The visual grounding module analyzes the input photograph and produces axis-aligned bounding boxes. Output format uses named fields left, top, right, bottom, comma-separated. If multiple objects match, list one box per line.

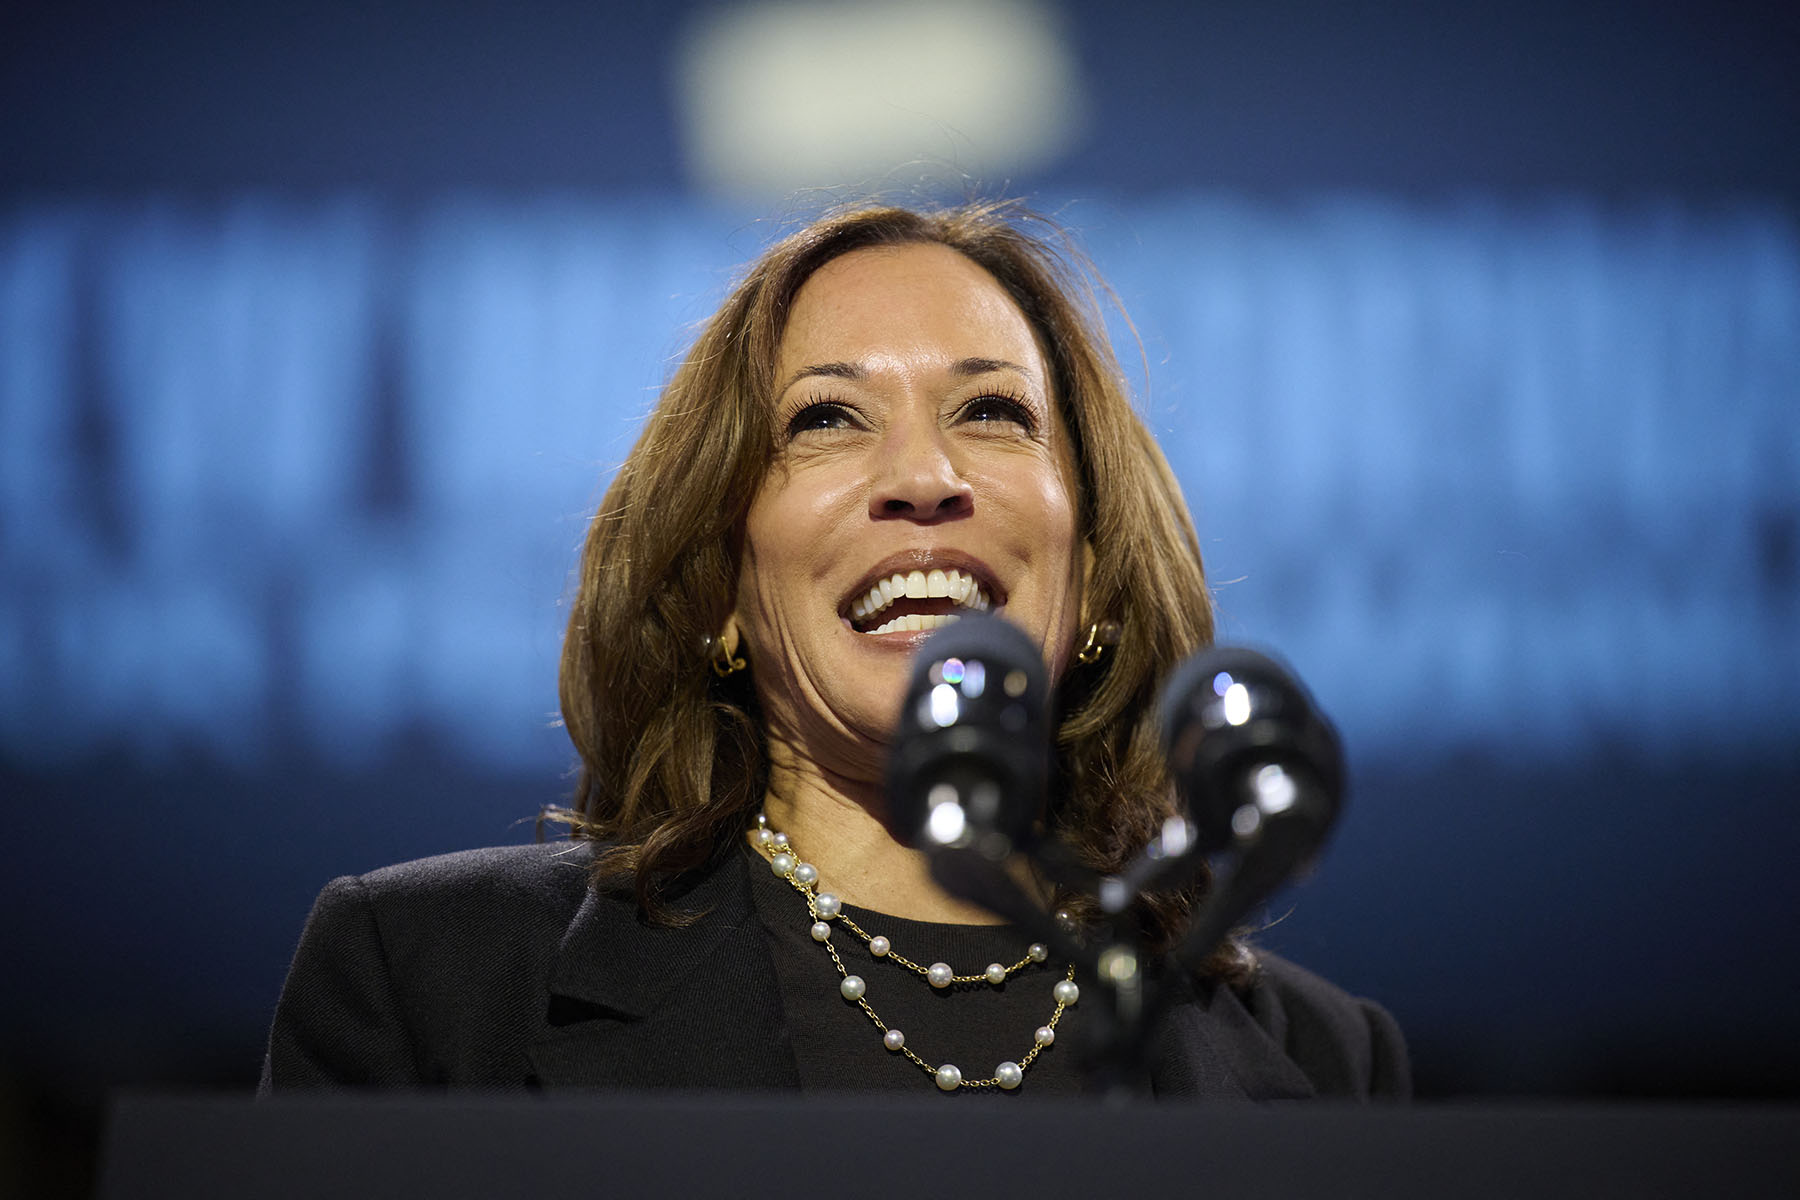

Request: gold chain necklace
left=751, top=813, right=1078, bottom=1092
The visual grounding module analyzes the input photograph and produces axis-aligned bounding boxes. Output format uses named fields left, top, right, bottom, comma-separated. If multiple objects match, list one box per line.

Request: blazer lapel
left=527, top=850, right=801, bottom=1090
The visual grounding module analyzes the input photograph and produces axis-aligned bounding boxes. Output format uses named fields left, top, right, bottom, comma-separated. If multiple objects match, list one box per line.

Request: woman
left=262, top=200, right=1408, bottom=1098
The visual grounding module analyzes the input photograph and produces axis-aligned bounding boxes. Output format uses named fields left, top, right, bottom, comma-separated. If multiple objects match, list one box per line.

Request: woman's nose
left=869, top=419, right=973, bottom=521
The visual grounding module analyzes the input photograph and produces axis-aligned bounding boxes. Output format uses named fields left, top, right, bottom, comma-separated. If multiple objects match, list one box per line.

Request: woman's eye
left=785, top=401, right=858, bottom=438
left=962, top=393, right=1035, bottom=430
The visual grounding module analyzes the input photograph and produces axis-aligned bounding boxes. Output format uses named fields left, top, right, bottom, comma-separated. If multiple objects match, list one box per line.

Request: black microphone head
left=1158, top=646, right=1344, bottom=854
left=885, top=612, right=1050, bottom=859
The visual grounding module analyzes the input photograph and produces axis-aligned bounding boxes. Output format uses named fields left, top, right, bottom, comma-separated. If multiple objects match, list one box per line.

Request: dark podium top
left=102, top=1094, right=1798, bottom=1200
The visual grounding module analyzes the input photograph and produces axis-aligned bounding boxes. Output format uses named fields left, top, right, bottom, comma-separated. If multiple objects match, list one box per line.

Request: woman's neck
left=757, top=750, right=1042, bottom=926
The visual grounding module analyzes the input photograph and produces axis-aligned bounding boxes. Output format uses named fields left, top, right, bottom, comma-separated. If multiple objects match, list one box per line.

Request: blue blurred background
left=3, top=0, right=1798, bottom=1188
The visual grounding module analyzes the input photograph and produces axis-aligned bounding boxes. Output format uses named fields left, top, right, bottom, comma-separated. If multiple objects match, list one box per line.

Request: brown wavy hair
left=557, top=199, right=1248, bottom=979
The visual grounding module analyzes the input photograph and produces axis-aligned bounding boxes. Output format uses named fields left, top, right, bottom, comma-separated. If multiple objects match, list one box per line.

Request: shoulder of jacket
left=1250, top=951, right=1362, bottom=1013
left=1244, top=951, right=1382, bottom=1036
left=332, top=840, right=595, bottom=918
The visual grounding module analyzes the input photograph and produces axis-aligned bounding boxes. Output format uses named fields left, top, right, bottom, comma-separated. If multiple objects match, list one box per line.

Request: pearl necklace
left=751, top=813, right=1079, bottom=1092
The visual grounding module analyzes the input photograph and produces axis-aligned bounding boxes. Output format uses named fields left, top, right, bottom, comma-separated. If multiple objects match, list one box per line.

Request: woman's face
left=735, top=242, right=1084, bottom=784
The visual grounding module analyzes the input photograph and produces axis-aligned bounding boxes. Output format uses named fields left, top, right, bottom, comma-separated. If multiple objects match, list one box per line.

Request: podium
left=101, top=1093, right=1798, bottom=1199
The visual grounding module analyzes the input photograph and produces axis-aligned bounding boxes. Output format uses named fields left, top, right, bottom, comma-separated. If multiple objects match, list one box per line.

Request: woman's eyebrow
left=777, top=361, right=864, bottom=399
left=951, top=357, right=1030, bottom=377
left=776, top=356, right=1031, bottom=400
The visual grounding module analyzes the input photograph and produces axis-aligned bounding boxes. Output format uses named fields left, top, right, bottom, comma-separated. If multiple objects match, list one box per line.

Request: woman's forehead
left=776, top=243, right=1047, bottom=383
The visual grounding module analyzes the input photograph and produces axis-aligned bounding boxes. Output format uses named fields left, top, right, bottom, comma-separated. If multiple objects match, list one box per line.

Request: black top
left=747, top=845, right=1087, bottom=1096
left=261, top=840, right=1410, bottom=1099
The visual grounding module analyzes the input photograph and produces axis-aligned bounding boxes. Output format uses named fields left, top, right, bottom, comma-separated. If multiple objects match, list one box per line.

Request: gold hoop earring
left=706, top=633, right=746, bottom=678
left=1076, top=619, right=1121, bottom=665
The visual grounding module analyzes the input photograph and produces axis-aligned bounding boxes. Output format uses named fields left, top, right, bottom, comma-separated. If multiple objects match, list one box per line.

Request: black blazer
left=261, top=841, right=1409, bottom=1099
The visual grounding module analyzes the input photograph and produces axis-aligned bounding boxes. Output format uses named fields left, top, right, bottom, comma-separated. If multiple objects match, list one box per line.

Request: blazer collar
left=544, top=848, right=757, bottom=1018
left=528, top=846, right=802, bottom=1090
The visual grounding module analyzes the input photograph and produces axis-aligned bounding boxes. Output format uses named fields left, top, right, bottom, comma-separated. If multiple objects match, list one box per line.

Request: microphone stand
left=1099, top=758, right=1340, bottom=1094
left=1034, top=760, right=1346, bottom=1094
left=924, top=761, right=1334, bottom=1100
left=925, top=842, right=1156, bottom=1099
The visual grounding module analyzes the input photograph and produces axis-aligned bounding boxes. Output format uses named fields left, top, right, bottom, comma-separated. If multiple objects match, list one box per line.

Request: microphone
left=886, top=611, right=1051, bottom=862
left=1160, top=646, right=1342, bottom=852
left=1158, top=646, right=1344, bottom=969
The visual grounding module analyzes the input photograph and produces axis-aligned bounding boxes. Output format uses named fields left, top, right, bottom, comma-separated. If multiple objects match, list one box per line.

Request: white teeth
left=850, top=567, right=993, bottom=630
left=869, top=612, right=962, bottom=635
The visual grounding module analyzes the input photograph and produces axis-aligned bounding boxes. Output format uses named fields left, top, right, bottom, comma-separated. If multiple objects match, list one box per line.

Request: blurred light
left=1160, top=815, right=1192, bottom=857
left=941, top=656, right=964, bottom=684
left=1223, top=682, right=1252, bottom=725
left=1231, top=805, right=1261, bottom=838
left=961, top=659, right=986, bottom=697
left=929, top=681, right=960, bottom=727
left=675, top=0, right=1086, bottom=199
left=1253, top=763, right=1298, bottom=814
left=1098, top=944, right=1139, bottom=984
left=926, top=792, right=967, bottom=845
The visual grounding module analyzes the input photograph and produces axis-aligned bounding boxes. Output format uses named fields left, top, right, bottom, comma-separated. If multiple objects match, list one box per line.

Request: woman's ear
left=707, top=611, right=748, bottom=679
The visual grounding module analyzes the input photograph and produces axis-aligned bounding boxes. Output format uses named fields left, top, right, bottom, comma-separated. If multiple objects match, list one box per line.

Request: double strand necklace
left=751, top=813, right=1079, bottom=1093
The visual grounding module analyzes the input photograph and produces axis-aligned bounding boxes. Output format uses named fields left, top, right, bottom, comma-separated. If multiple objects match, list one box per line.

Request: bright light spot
left=676, top=0, right=1088, bottom=199
left=1098, top=944, right=1139, bottom=984
left=927, top=797, right=967, bottom=845
left=1231, top=805, right=1261, bottom=838
left=941, top=657, right=964, bottom=684
left=1254, top=763, right=1298, bottom=814
left=1003, top=669, right=1028, bottom=698
left=961, top=660, right=986, bottom=697
left=1212, top=671, right=1233, bottom=697
left=929, top=682, right=960, bottom=728
left=1223, top=682, right=1251, bottom=725
left=1160, top=815, right=1191, bottom=857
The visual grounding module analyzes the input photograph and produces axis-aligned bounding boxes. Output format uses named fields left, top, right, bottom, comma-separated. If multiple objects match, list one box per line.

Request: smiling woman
left=262, top=200, right=1408, bottom=1099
